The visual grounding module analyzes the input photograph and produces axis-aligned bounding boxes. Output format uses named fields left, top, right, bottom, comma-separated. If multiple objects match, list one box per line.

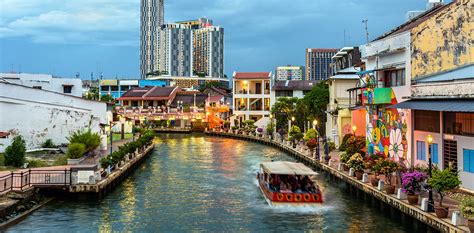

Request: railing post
left=28, top=169, right=31, bottom=186
left=10, top=171, right=13, bottom=191
left=20, top=171, right=23, bottom=191
left=64, top=169, right=67, bottom=186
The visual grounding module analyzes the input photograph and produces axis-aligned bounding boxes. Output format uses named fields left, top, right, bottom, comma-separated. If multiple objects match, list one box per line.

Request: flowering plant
left=306, top=138, right=317, bottom=148
left=257, top=128, right=264, bottom=133
left=347, top=153, right=365, bottom=172
left=460, top=198, right=474, bottom=219
left=373, top=158, right=401, bottom=185
left=401, top=171, right=427, bottom=195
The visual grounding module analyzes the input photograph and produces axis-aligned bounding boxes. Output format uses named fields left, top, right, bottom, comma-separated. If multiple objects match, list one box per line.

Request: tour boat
left=257, top=161, right=323, bottom=206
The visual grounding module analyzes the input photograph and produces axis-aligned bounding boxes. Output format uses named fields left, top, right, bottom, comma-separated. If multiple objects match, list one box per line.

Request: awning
left=261, top=161, right=318, bottom=175
left=389, top=99, right=474, bottom=112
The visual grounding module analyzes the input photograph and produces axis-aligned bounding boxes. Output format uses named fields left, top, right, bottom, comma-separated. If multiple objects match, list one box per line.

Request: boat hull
left=257, top=173, right=323, bottom=206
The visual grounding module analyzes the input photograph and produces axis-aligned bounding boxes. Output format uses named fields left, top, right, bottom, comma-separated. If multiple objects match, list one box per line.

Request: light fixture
left=313, top=119, right=318, bottom=126
left=427, top=134, right=433, bottom=145
left=352, top=125, right=357, bottom=133
left=291, top=116, right=295, bottom=121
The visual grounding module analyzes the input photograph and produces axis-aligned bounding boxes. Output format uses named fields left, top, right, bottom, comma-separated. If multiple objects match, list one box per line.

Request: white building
left=0, top=81, right=107, bottom=152
left=0, top=73, right=82, bottom=97
left=275, top=66, right=304, bottom=81
left=232, top=72, right=272, bottom=128
left=270, top=80, right=318, bottom=106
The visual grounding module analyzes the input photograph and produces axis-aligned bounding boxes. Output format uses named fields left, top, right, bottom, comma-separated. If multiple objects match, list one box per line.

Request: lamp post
left=269, top=114, right=273, bottom=140
left=352, top=125, right=357, bottom=136
left=427, top=134, right=434, bottom=212
left=313, top=119, right=320, bottom=160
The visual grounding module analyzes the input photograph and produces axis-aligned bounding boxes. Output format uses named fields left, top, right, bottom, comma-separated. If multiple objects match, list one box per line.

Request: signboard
left=100, top=80, right=118, bottom=86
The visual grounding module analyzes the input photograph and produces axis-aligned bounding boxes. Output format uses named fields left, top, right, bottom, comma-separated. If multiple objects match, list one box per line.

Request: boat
left=257, top=161, right=323, bottom=206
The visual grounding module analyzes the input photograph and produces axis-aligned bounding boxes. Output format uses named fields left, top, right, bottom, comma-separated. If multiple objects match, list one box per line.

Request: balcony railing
left=115, top=106, right=206, bottom=119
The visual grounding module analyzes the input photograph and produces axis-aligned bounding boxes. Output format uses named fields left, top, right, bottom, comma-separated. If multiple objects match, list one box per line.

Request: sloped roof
left=272, top=80, right=319, bottom=91
left=119, top=86, right=179, bottom=100
left=233, top=72, right=271, bottom=79
left=170, top=92, right=208, bottom=107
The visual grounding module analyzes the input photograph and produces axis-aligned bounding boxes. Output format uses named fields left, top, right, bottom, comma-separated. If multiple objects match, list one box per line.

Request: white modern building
left=140, top=0, right=164, bottom=79
left=0, top=81, right=107, bottom=152
left=0, top=73, right=82, bottom=97
left=275, top=66, right=304, bottom=81
left=232, top=72, right=272, bottom=128
left=270, top=80, right=318, bottom=106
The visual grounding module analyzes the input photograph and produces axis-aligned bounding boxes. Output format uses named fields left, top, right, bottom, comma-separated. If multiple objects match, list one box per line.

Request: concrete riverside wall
left=206, top=131, right=469, bottom=233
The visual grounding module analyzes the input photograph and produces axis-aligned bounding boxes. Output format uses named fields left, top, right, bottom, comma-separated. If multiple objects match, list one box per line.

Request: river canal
left=8, top=134, right=415, bottom=232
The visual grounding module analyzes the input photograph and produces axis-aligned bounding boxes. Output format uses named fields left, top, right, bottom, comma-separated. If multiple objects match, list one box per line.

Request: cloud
left=0, top=0, right=138, bottom=46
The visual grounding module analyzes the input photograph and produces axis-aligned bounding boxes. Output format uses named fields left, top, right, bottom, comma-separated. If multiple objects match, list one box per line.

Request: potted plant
left=401, top=170, right=427, bottom=205
left=278, top=128, right=286, bottom=143
left=460, top=197, right=474, bottom=231
left=376, top=158, right=401, bottom=194
left=339, top=152, right=351, bottom=171
left=231, top=126, right=238, bottom=134
left=428, top=166, right=461, bottom=218
left=266, top=122, right=275, bottom=139
left=289, top=125, right=302, bottom=148
left=366, top=154, right=384, bottom=187
left=306, top=139, right=318, bottom=158
left=347, top=153, right=365, bottom=180
left=256, top=128, right=264, bottom=137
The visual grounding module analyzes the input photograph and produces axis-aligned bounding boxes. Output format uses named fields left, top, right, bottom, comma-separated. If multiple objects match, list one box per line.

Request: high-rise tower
left=140, top=0, right=164, bottom=79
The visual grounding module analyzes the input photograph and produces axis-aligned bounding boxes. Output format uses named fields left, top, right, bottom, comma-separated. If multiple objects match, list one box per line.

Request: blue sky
left=0, top=0, right=434, bottom=79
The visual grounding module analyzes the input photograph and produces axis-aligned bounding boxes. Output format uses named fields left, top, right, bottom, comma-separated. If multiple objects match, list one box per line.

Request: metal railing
left=0, top=169, right=71, bottom=195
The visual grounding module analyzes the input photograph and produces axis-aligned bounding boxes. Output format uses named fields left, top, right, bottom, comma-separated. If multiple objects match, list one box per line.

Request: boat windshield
left=261, top=173, right=320, bottom=194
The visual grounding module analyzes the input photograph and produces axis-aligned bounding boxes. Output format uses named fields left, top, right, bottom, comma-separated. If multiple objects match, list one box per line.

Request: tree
left=302, top=82, right=329, bottom=134
left=270, top=97, right=298, bottom=131
left=84, top=87, right=99, bottom=101
left=100, top=94, right=115, bottom=103
left=199, top=81, right=224, bottom=92
left=5, top=136, right=26, bottom=167
left=67, top=130, right=101, bottom=152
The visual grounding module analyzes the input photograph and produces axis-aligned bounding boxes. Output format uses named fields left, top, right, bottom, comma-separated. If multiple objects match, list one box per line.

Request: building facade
left=140, top=0, right=164, bottom=79
left=270, top=80, right=318, bottom=106
left=157, top=23, right=193, bottom=77
left=232, top=72, right=272, bottom=128
left=306, top=48, right=338, bottom=81
left=192, top=25, right=224, bottom=78
left=0, top=81, right=107, bottom=152
left=0, top=73, right=82, bottom=97
left=275, top=66, right=304, bottom=81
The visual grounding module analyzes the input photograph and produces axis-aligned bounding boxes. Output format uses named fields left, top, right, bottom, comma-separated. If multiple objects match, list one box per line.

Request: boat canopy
left=261, top=161, right=318, bottom=176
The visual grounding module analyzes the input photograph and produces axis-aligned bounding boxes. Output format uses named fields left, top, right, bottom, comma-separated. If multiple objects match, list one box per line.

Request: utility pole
left=362, top=19, right=369, bottom=44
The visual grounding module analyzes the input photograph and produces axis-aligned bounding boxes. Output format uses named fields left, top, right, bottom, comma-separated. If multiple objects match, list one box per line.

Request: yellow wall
left=411, top=0, right=473, bottom=79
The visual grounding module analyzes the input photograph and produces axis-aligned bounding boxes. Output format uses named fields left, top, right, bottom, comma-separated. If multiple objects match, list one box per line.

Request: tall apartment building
left=140, top=0, right=164, bottom=79
left=306, top=48, right=338, bottom=81
left=157, top=23, right=193, bottom=77
left=275, top=66, right=304, bottom=80
left=192, top=25, right=224, bottom=78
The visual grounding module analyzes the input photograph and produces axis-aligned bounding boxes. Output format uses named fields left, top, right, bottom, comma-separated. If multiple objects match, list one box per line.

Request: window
left=463, top=149, right=474, bottom=173
left=444, top=112, right=474, bottom=136
left=101, top=86, right=109, bottom=92
left=63, top=86, right=72, bottom=94
left=121, top=86, right=130, bottom=91
left=431, top=143, right=439, bottom=164
left=384, top=69, right=405, bottom=87
left=417, top=141, right=426, bottom=161
left=414, top=110, right=440, bottom=132
left=123, top=100, right=129, bottom=106
left=110, top=86, right=119, bottom=91
left=276, top=90, right=293, bottom=97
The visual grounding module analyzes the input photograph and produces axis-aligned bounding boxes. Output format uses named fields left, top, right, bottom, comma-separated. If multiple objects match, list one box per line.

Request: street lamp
left=427, top=134, right=434, bottom=212
left=313, top=120, right=318, bottom=129
left=352, top=125, right=357, bottom=136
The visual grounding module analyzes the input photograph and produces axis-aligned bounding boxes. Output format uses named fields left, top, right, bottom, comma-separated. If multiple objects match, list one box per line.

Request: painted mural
left=365, top=89, right=408, bottom=161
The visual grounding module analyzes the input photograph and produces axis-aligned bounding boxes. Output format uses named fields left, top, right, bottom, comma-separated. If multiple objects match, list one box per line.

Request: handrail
left=0, top=169, right=72, bottom=195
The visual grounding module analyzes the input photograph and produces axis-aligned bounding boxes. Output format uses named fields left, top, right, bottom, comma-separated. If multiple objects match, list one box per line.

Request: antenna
left=362, top=20, right=369, bottom=44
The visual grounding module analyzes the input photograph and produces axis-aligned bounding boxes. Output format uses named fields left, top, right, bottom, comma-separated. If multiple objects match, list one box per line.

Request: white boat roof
left=261, top=161, right=318, bottom=175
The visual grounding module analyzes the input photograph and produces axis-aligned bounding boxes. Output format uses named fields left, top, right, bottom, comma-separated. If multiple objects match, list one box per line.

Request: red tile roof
left=118, top=86, right=180, bottom=101
left=233, top=72, right=271, bottom=79
left=0, top=132, right=10, bottom=138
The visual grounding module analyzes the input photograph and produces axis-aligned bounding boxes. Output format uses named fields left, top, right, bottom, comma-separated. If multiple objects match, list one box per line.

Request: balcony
left=115, top=106, right=206, bottom=120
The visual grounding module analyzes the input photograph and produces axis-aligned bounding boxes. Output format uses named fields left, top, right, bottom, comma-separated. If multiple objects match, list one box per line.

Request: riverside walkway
left=206, top=130, right=470, bottom=233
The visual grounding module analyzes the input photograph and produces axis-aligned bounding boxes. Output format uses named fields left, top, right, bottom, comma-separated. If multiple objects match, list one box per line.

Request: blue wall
left=139, top=80, right=167, bottom=87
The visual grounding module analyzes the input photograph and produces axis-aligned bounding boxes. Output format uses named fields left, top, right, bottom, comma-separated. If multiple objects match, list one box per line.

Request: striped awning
left=389, top=99, right=474, bottom=112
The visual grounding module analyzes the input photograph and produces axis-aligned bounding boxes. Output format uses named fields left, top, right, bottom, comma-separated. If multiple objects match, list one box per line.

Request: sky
left=0, top=0, right=435, bottom=79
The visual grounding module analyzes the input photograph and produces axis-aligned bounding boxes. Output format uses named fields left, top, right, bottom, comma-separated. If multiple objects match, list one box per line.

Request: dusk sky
left=0, top=0, right=438, bottom=79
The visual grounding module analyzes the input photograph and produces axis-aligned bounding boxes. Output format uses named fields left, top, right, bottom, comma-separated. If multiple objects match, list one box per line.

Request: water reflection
left=8, top=134, right=411, bottom=232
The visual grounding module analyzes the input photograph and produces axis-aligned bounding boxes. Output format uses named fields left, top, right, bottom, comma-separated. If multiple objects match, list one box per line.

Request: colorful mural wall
left=365, top=89, right=408, bottom=161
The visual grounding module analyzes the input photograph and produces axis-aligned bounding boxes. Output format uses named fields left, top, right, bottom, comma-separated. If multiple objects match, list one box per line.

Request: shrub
left=27, top=159, right=49, bottom=168
left=460, top=197, right=474, bottom=219
left=266, top=122, right=275, bottom=135
left=339, top=151, right=351, bottom=165
left=401, top=171, right=427, bottom=195
left=428, top=166, right=461, bottom=207
left=5, top=136, right=26, bottom=167
left=339, top=133, right=353, bottom=151
left=67, top=130, right=101, bottom=152
left=373, top=158, right=401, bottom=186
left=347, top=153, right=365, bottom=172
left=53, top=155, right=68, bottom=166
left=41, top=139, right=56, bottom=148
left=231, top=126, right=239, bottom=131
left=304, top=128, right=318, bottom=141
left=345, top=136, right=366, bottom=156
left=100, top=157, right=113, bottom=169
left=324, top=140, right=336, bottom=153
left=306, top=138, right=318, bottom=148
left=66, top=143, right=86, bottom=159
left=289, top=125, right=302, bottom=140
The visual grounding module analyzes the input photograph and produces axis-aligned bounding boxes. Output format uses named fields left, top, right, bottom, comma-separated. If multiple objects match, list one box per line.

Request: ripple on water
left=7, top=134, right=411, bottom=232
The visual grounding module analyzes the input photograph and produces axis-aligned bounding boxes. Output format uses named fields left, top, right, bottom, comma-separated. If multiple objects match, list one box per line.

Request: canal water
left=8, top=134, right=414, bottom=232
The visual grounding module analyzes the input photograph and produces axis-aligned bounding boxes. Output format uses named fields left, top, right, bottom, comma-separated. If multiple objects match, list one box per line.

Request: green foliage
left=243, top=120, right=257, bottom=132
left=53, top=155, right=68, bottom=166
left=66, top=143, right=86, bottom=159
left=345, top=136, right=366, bottom=156
left=324, top=140, right=336, bottom=153
left=270, top=97, right=298, bottom=131
left=5, top=136, right=26, bottom=167
left=199, top=81, right=224, bottom=92
left=100, top=94, right=115, bottom=103
left=347, top=153, right=365, bottom=172
left=231, top=126, right=239, bottom=131
left=301, top=82, right=329, bottom=133
left=289, top=126, right=303, bottom=141
left=67, top=130, right=101, bottom=152
left=83, top=87, right=99, bottom=100
left=0, top=153, right=4, bottom=166
left=41, top=139, right=56, bottom=148
left=428, top=166, right=461, bottom=207
left=27, top=159, right=49, bottom=168
left=373, top=158, right=401, bottom=185
left=304, top=128, right=318, bottom=141
left=266, top=122, right=275, bottom=135
left=460, top=197, right=474, bottom=219
left=340, top=151, right=351, bottom=165
left=339, top=133, right=354, bottom=151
